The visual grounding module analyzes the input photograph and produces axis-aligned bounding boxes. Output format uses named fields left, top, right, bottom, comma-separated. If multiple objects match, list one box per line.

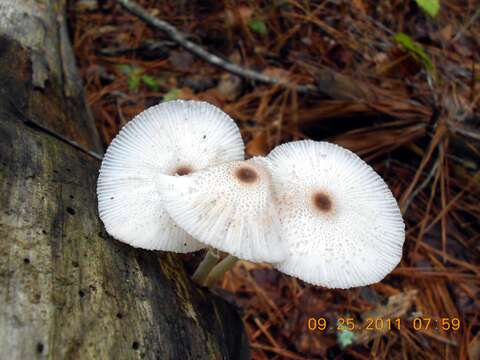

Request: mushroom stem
left=204, top=255, right=238, bottom=287
left=192, top=248, right=221, bottom=285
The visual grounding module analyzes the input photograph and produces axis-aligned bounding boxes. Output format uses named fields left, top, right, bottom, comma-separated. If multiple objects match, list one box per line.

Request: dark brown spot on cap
left=313, top=192, right=332, bottom=212
left=174, top=166, right=192, bottom=176
left=235, top=166, right=258, bottom=183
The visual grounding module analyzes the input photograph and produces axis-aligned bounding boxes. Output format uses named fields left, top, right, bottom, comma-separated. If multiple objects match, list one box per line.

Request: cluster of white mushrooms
left=97, top=100, right=405, bottom=289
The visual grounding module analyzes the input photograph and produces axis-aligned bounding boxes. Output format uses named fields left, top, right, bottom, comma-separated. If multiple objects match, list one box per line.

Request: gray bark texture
left=0, top=1, right=250, bottom=359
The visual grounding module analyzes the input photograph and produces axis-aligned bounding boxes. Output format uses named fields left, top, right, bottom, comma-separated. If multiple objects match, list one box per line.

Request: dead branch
left=115, top=0, right=316, bottom=93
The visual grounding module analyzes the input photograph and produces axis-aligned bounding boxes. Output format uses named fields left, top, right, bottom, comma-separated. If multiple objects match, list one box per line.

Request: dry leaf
left=224, top=5, right=253, bottom=27
left=216, top=73, right=243, bottom=101
left=354, top=290, right=418, bottom=344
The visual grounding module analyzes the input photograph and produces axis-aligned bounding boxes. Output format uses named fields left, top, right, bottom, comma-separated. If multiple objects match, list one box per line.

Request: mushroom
left=266, top=140, right=405, bottom=288
left=157, top=157, right=288, bottom=263
left=97, top=100, right=244, bottom=251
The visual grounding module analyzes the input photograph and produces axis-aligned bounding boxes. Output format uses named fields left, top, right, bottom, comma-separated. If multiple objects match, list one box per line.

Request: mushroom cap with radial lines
left=267, top=140, right=405, bottom=288
left=157, top=157, right=288, bottom=263
left=97, top=100, right=245, bottom=251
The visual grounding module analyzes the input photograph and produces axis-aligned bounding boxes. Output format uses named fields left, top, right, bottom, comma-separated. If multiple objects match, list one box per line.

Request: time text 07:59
left=307, top=317, right=461, bottom=332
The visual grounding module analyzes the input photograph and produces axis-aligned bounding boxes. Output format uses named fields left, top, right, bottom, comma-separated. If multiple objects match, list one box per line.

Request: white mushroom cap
left=97, top=100, right=245, bottom=252
left=267, top=140, right=405, bottom=288
left=157, top=157, right=288, bottom=263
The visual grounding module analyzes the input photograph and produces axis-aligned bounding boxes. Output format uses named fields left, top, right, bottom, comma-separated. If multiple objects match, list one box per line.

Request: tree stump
left=0, top=1, right=249, bottom=359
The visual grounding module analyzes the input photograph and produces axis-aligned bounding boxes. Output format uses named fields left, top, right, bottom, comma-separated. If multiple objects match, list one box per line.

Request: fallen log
left=0, top=1, right=249, bottom=359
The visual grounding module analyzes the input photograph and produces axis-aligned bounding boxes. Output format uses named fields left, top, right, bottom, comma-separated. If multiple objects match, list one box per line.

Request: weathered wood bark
left=0, top=1, right=249, bottom=359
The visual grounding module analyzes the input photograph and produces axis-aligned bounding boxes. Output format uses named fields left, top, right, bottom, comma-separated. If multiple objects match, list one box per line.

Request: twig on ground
left=451, top=7, right=480, bottom=42
left=115, top=0, right=316, bottom=93
left=402, top=159, right=440, bottom=214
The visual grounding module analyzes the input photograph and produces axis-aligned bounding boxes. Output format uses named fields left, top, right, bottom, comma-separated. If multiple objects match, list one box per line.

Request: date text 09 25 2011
left=307, top=317, right=461, bottom=332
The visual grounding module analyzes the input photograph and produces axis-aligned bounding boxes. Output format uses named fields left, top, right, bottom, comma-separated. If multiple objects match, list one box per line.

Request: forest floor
left=70, top=1, right=479, bottom=358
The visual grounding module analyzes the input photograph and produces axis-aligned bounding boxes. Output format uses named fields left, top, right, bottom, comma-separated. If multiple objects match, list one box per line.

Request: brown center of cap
left=312, top=191, right=333, bottom=213
left=234, top=166, right=258, bottom=183
left=174, top=166, right=192, bottom=176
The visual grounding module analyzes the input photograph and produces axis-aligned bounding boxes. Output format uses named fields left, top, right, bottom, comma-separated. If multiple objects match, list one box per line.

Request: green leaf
left=337, top=329, right=355, bottom=349
left=127, top=75, right=141, bottom=92
left=163, top=88, right=181, bottom=102
left=394, top=32, right=435, bottom=74
left=141, top=75, right=160, bottom=92
left=248, top=19, right=267, bottom=35
left=414, top=0, right=440, bottom=17
left=116, top=64, right=133, bottom=75
left=121, top=66, right=143, bottom=92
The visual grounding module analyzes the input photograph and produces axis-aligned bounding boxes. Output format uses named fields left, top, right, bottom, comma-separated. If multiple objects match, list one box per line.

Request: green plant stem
left=192, top=248, right=220, bottom=285
left=204, top=255, right=238, bottom=287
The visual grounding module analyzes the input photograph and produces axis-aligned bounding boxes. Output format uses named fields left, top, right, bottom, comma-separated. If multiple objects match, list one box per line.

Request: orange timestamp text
left=307, top=317, right=461, bottom=332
